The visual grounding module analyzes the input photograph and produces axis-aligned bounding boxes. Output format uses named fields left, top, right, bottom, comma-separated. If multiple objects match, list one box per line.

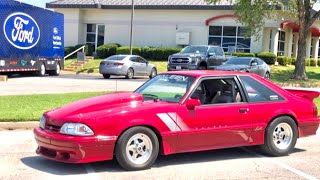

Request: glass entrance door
left=86, top=24, right=105, bottom=52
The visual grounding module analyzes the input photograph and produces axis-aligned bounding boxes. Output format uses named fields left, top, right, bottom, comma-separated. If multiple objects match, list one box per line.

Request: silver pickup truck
left=167, top=45, right=226, bottom=71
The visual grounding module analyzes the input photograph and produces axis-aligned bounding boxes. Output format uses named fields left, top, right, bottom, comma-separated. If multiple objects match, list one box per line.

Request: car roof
left=161, top=70, right=252, bottom=78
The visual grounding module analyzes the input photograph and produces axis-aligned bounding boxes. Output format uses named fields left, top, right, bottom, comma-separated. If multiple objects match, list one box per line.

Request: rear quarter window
left=239, top=76, right=284, bottom=102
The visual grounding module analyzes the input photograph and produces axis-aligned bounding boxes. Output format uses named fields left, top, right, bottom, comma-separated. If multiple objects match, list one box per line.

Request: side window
left=137, top=57, right=147, bottom=63
left=190, top=77, right=244, bottom=105
left=239, top=76, right=284, bottom=102
left=215, top=47, right=224, bottom=56
left=130, top=57, right=137, bottom=62
left=256, top=58, right=263, bottom=65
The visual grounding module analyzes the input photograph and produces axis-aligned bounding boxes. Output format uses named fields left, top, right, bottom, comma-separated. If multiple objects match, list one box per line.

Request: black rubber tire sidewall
left=126, top=68, right=134, bottom=79
left=115, top=126, right=159, bottom=171
left=103, top=74, right=110, bottom=79
left=261, top=116, right=298, bottom=156
left=149, top=68, right=157, bottom=79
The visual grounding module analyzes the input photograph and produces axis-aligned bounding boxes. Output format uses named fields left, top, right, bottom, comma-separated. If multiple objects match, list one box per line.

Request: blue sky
left=16, top=0, right=53, bottom=8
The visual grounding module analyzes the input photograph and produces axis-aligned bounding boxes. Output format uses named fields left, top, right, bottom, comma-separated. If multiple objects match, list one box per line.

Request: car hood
left=45, top=92, right=144, bottom=126
left=215, top=64, right=249, bottom=70
left=171, top=53, right=205, bottom=58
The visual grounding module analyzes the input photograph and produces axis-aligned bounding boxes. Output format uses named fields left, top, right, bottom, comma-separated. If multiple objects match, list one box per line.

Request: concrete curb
left=0, top=121, right=38, bottom=131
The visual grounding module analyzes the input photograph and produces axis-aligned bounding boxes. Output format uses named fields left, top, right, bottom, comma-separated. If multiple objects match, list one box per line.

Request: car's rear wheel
left=260, top=116, right=298, bottom=156
left=149, top=68, right=157, bottom=79
left=115, top=126, right=159, bottom=171
left=126, top=68, right=134, bottom=79
left=103, top=74, right=110, bottom=79
left=264, top=72, right=271, bottom=79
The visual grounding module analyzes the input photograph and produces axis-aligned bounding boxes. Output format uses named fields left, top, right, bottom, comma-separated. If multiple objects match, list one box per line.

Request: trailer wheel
left=36, top=63, right=46, bottom=76
left=49, top=63, right=61, bottom=76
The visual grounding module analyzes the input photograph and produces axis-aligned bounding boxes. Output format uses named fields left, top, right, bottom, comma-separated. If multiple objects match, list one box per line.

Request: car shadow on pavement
left=20, top=147, right=306, bottom=174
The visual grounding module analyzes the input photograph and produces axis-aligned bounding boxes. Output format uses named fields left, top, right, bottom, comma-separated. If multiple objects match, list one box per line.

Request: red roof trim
left=205, top=14, right=239, bottom=26
left=281, top=20, right=320, bottom=37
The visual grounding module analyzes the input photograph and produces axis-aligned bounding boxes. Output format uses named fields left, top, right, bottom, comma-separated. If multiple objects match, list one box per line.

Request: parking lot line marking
left=240, top=148, right=318, bottom=180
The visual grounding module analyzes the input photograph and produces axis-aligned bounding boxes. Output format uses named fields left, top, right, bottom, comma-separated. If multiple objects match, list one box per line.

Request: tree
left=205, top=0, right=320, bottom=80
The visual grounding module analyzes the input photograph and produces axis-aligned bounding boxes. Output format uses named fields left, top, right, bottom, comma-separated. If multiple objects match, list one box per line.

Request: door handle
left=239, top=108, right=249, bottom=113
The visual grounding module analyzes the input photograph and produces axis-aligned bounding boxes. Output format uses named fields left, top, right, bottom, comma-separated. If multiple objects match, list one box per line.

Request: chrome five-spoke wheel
left=272, top=123, right=293, bottom=150
left=126, top=133, right=153, bottom=165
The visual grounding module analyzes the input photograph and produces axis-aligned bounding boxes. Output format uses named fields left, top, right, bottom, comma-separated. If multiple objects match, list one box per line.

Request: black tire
left=264, top=72, right=270, bottom=79
left=36, top=63, right=46, bottom=76
left=103, top=74, right=110, bottom=79
left=48, top=63, right=61, bottom=76
left=149, top=68, right=157, bottom=79
left=260, top=116, right=298, bottom=156
left=115, top=126, right=159, bottom=171
left=198, top=64, right=207, bottom=70
left=126, top=68, right=134, bottom=79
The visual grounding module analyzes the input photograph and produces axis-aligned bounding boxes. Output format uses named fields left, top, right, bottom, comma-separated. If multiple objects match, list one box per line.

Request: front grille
left=170, top=57, right=190, bottom=64
left=45, top=123, right=61, bottom=132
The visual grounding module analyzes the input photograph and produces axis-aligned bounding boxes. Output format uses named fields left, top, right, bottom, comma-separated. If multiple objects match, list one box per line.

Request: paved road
left=0, top=129, right=319, bottom=180
left=0, top=73, right=147, bottom=96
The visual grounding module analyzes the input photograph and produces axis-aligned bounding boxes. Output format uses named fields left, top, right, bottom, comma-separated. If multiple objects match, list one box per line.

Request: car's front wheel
left=149, top=68, right=157, bottom=79
left=264, top=72, right=271, bottom=79
left=126, top=68, right=134, bottom=79
left=260, top=116, right=298, bottom=156
left=115, top=126, right=159, bottom=171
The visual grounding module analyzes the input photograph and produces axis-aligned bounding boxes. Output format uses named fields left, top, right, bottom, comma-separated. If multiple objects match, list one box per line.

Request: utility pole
left=129, top=0, right=134, bottom=55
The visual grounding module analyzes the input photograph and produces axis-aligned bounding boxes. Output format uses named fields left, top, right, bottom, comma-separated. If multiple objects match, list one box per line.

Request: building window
left=291, top=34, right=295, bottom=57
left=86, top=24, right=105, bottom=52
left=277, top=31, right=285, bottom=56
left=208, top=26, right=251, bottom=53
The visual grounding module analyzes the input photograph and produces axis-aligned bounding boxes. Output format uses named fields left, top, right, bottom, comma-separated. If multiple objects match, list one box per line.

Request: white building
left=47, top=0, right=320, bottom=59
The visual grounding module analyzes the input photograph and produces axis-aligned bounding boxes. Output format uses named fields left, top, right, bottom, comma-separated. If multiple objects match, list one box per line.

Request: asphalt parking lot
left=0, top=129, right=319, bottom=180
left=0, top=73, right=147, bottom=96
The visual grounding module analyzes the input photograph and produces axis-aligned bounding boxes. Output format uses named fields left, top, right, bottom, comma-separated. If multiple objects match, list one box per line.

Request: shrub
left=309, top=58, right=317, bottom=66
left=291, top=58, right=296, bottom=65
left=143, top=47, right=182, bottom=60
left=232, top=52, right=255, bottom=57
left=318, top=59, right=320, bottom=66
left=257, top=52, right=277, bottom=65
left=96, top=44, right=120, bottom=59
left=277, top=56, right=290, bottom=66
left=305, top=58, right=311, bottom=66
left=64, top=46, right=76, bottom=59
left=74, top=44, right=90, bottom=56
left=116, top=46, right=142, bottom=55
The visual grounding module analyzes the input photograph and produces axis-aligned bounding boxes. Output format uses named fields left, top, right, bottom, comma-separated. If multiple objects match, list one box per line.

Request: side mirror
left=251, top=62, right=258, bottom=66
left=185, top=98, right=201, bottom=110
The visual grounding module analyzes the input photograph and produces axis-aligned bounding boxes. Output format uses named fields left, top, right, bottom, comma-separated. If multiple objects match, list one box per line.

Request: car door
left=207, top=47, right=217, bottom=68
left=175, top=77, right=253, bottom=152
left=256, top=58, right=266, bottom=76
left=129, top=56, right=140, bottom=74
left=137, top=57, right=149, bottom=75
left=249, top=59, right=259, bottom=75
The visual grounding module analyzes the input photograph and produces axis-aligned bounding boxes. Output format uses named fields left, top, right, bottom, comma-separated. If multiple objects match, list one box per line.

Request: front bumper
left=34, top=127, right=117, bottom=163
left=167, top=64, right=198, bottom=71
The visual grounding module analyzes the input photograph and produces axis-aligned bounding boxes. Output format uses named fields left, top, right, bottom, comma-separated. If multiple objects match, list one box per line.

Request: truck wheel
left=36, top=63, right=46, bottom=76
left=260, top=116, right=298, bottom=156
left=103, top=74, right=110, bottom=79
left=115, top=126, right=159, bottom=171
left=49, top=63, right=60, bottom=76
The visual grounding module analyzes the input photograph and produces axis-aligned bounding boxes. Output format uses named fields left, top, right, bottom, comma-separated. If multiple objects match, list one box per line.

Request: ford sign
left=3, top=12, right=40, bottom=50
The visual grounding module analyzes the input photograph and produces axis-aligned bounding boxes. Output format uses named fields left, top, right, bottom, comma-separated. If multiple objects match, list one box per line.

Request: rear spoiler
left=284, top=88, right=320, bottom=101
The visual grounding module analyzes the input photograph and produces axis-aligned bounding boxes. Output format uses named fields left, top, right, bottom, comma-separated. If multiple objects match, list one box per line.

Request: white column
left=312, top=37, right=319, bottom=60
left=292, top=32, right=299, bottom=58
left=285, top=28, right=293, bottom=57
left=270, top=28, right=279, bottom=55
left=306, top=32, right=312, bottom=58
left=262, top=28, right=271, bottom=52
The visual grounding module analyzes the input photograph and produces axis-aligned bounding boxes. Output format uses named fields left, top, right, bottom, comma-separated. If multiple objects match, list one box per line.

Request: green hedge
left=116, top=46, right=142, bottom=55
left=257, top=52, right=277, bottom=65
left=143, top=47, right=182, bottom=60
left=232, top=52, right=255, bottom=57
left=291, top=58, right=296, bottom=65
left=318, top=59, right=320, bottom=66
left=305, top=59, right=311, bottom=66
left=96, top=44, right=120, bottom=59
left=74, top=44, right=92, bottom=56
left=64, top=46, right=76, bottom=59
left=310, top=58, right=317, bottom=66
left=277, top=56, right=290, bottom=66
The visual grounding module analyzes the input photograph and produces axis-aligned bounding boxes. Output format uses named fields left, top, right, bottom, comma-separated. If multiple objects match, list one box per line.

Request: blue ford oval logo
left=3, top=12, right=40, bottom=50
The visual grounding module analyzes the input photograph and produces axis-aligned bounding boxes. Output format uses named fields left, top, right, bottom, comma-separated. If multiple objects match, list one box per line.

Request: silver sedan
left=99, top=55, right=157, bottom=79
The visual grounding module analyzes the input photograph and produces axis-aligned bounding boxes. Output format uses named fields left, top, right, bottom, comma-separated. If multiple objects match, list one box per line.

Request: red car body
left=34, top=71, right=320, bottom=164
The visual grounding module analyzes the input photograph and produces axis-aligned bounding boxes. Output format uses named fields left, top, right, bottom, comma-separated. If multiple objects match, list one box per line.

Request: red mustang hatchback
left=34, top=71, right=320, bottom=170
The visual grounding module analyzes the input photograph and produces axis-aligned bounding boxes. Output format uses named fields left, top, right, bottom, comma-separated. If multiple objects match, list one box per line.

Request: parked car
left=99, top=55, right=157, bottom=79
left=167, top=45, right=226, bottom=71
left=215, top=57, right=271, bottom=79
left=34, top=71, right=319, bottom=171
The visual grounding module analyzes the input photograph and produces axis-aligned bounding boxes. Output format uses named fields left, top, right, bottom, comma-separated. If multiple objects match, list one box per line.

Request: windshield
left=135, top=74, right=196, bottom=103
left=106, top=55, right=127, bottom=61
left=180, top=46, right=208, bottom=55
left=225, top=58, right=251, bottom=65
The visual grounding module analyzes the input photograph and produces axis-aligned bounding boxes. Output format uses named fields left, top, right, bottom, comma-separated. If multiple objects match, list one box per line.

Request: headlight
left=60, top=123, right=94, bottom=136
left=39, top=116, right=46, bottom=129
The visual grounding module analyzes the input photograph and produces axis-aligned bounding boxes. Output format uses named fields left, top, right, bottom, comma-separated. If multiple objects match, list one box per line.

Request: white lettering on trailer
left=12, top=17, right=34, bottom=43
